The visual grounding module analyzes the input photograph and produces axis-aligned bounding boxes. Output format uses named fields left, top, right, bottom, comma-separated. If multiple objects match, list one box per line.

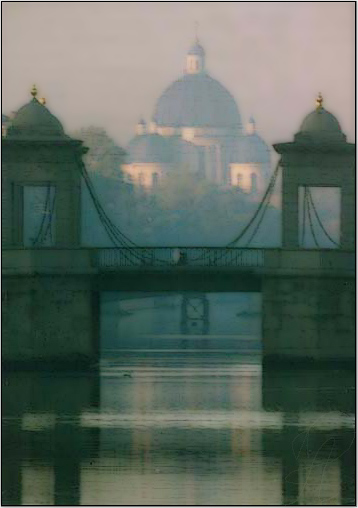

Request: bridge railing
left=97, top=247, right=265, bottom=270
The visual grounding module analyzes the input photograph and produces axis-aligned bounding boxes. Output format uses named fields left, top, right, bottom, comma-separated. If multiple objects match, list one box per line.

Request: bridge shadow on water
left=2, top=291, right=355, bottom=505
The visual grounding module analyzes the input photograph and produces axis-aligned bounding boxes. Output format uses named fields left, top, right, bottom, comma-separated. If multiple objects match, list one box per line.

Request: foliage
left=76, top=126, right=282, bottom=247
left=72, top=126, right=126, bottom=180
left=153, top=168, right=216, bottom=211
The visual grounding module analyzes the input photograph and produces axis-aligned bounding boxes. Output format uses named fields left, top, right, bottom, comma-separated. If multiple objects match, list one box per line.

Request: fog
left=3, top=2, right=352, bottom=248
left=3, top=2, right=355, bottom=145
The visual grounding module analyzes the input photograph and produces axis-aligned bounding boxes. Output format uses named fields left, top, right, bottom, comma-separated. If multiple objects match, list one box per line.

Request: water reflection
left=101, top=292, right=262, bottom=351
left=2, top=355, right=355, bottom=505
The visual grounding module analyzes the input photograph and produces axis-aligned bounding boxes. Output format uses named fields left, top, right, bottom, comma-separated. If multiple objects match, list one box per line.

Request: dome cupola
left=6, top=85, right=67, bottom=140
left=126, top=133, right=173, bottom=164
left=186, top=38, right=205, bottom=74
left=153, top=37, right=241, bottom=130
left=294, top=93, right=346, bottom=143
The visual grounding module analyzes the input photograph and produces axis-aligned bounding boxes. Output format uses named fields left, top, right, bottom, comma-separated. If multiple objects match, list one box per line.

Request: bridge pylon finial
left=31, top=84, right=38, bottom=99
left=316, top=92, right=323, bottom=110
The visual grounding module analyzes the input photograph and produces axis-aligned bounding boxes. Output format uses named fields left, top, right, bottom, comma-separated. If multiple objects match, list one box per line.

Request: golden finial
left=30, top=84, right=38, bottom=98
left=316, top=92, right=323, bottom=110
left=39, top=97, right=46, bottom=105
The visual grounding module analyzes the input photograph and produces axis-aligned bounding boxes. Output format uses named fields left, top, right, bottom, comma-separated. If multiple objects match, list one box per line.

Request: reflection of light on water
left=299, top=459, right=341, bottom=505
left=299, top=411, right=355, bottom=430
left=22, top=413, right=56, bottom=431
left=21, top=462, right=55, bottom=505
left=103, top=292, right=262, bottom=346
left=172, top=248, right=180, bottom=264
left=80, top=410, right=354, bottom=430
left=2, top=359, right=353, bottom=507
left=131, top=334, right=261, bottom=339
left=80, top=456, right=282, bottom=506
left=100, top=364, right=262, bottom=377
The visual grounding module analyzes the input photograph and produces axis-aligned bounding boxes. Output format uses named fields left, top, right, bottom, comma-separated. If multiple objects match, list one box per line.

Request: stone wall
left=2, top=275, right=99, bottom=367
left=262, top=275, right=355, bottom=361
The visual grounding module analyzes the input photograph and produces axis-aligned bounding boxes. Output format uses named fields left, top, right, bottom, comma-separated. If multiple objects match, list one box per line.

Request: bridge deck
left=2, top=247, right=355, bottom=279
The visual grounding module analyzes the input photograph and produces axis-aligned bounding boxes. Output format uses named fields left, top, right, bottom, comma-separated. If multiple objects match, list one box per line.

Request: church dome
left=231, top=117, right=270, bottom=165
left=126, top=133, right=174, bottom=164
left=153, top=73, right=241, bottom=129
left=7, top=96, right=66, bottom=140
left=153, top=40, right=241, bottom=129
left=241, top=117, right=270, bottom=163
left=240, top=133, right=271, bottom=164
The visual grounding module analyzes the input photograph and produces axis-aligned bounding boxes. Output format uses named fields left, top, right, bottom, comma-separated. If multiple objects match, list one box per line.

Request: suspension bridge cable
left=300, top=187, right=307, bottom=246
left=32, top=184, right=51, bottom=246
left=81, top=168, right=140, bottom=264
left=227, top=161, right=281, bottom=247
left=79, top=162, right=138, bottom=264
left=244, top=175, right=276, bottom=246
left=79, top=160, right=171, bottom=265
left=80, top=162, right=137, bottom=249
left=189, top=161, right=281, bottom=265
left=77, top=155, right=282, bottom=267
left=306, top=187, right=319, bottom=247
left=189, top=163, right=280, bottom=265
left=80, top=164, right=137, bottom=247
left=81, top=163, right=146, bottom=251
left=42, top=187, right=56, bottom=244
left=307, top=188, right=339, bottom=247
left=82, top=166, right=173, bottom=265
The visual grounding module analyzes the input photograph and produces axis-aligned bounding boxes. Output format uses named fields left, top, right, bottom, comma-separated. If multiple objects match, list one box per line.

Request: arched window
left=236, top=174, right=243, bottom=188
left=251, top=173, right=258, bottom=194
left=152, top=173, right=159, bottom=187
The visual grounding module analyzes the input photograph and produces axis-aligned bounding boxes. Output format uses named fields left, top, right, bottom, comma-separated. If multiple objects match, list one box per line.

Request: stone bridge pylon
left=2, top=86, right=99, bottom=367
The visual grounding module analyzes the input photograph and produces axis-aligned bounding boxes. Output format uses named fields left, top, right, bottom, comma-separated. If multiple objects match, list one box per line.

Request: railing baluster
left=97, top=247, right=266, bottom=270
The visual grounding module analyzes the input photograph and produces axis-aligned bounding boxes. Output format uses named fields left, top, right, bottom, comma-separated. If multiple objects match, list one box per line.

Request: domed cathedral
left=230, top=117, right=271, bottom=195
left=122, top=38, right=271, bottom=195
left=122, top=117, right=201, bottom=189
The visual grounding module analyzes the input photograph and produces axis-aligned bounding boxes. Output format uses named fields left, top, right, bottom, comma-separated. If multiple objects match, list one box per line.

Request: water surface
left=2, top=351, right=355, bottom=505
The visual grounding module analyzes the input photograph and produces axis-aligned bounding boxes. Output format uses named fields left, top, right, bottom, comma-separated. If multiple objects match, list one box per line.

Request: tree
left=153, top=167, right=217, bottom=211
left=72, top=126, right=126, bottom=180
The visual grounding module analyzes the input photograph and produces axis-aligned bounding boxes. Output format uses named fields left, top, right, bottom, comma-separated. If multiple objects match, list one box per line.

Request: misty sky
left=3, top=2, right=355, bottom=147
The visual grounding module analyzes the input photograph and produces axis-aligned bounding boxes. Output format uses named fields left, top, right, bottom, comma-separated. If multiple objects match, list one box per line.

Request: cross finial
left=31, top=84, right=38, bottom=98
left=316, top=92, right=323, bottom=110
